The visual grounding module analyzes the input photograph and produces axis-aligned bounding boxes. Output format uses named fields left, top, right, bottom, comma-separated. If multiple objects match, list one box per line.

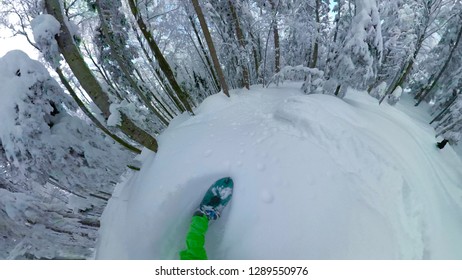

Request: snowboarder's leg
left=437, top=139, right=449, bottom=149
left=179, top=215, right=209, bottom=260
left=179, top=177, right=234, bottom=260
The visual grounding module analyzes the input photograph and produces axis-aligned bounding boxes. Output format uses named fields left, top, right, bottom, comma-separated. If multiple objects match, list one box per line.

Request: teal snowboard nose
left=197, top=177, right=234, bottom=220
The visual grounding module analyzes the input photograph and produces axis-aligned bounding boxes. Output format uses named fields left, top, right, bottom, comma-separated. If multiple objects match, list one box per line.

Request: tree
left=95, top=0, right=171, bottom=124
left=415, top=21, right=462, bottom=106
left=191, top=0, right=230, bottom=97
left=126, top=0, right=195, bottom=114
left=379, top=0, right=449, bottom=104
left=281, top=0, right=330, bottom=70
left=44, top=0, right=158, bottom=152
left=185, top=5, right=221, bottom=92
left=327, top=0, right=383, bottom=97
left=268, top=0, right=281, bottom=73
left=202, top=0, right=253, bottom=89
left=310, top=0, right=321, bottom=68
left=228, top=0, right=250, bottom=89
left=370, top=0, right=420, bottom=98
left=413, top=1, right=462, bottom=105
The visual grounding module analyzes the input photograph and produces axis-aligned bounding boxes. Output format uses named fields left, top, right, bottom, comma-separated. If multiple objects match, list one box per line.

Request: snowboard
left=196, top=177, right=234, bottom=220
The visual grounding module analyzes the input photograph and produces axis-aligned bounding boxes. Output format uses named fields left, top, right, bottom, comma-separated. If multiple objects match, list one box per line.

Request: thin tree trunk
left=191, top=0, right=230, bottom=97
left=325, top=1, right=342, bottom=79
left=132, top=25, right=186, bottom=113
left=188, top=32, right=220, bottom=93
left=248, top=30, right=260, bottom=82
left=188, top=15, right=221, bottom=92
left=415, top=23, right=462, bottom=106
left=127, top=0, right=194, bottom=114
left=310, top=0, right=320, bottom=68
left=45, top=0, right=158, bottom=152
left=268, top=0, right=280, bottom=73
left=262, top=26, right=271, bottom=86
left=228, top=0, right=250, bottom=89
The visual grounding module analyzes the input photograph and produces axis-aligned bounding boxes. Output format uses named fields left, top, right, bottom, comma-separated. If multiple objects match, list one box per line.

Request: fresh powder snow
left=96, top=82, right=462, bottom=259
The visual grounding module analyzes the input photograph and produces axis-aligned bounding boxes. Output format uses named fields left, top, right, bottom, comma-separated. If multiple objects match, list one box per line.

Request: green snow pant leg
left=179, top=215, right=209, bottom=260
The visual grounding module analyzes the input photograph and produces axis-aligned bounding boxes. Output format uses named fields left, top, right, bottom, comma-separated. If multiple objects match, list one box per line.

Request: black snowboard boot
left=437, top=139, right=449, bottom=149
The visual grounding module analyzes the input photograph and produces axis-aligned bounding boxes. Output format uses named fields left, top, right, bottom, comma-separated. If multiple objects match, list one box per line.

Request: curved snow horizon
left=96, top=83, right=462, bottom=259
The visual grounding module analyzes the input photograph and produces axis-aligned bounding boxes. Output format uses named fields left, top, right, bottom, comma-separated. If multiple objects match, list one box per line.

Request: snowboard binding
left=194, top=177, right=234, bottom=220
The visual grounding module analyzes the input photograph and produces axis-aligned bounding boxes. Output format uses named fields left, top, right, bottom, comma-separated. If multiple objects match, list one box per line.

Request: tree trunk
left=309, top=0, right=321, bottom=69
left=188, top=15, right=221, bottom=92
left=127, top=0, right=194, bottom=114
left=188, top=33, right=220, bottom=93
left=325, top=0, right=342, bottom=79
left=132, top=25, right=186, bottom=113
left=248, top=30, right=260, bottom=82
left=228, top=0, right=250, bottom=89
left=191, top=0, right=230, bottom=97
left=415, top=23, right=462, bottom=106
left=268, top=0, right=280, bottom=73
left=56, top=68, right=141, bottom=154
left=45, top=0, right=158, bottom=152
left=96, top=1, right=170, bottom=126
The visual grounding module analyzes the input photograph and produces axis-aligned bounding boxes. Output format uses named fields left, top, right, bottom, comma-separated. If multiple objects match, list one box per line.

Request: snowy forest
left=1, top=0, right=462, bottom=260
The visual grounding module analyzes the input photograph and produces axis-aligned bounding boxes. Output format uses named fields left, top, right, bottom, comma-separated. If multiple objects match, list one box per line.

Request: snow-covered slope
left=96, top=83, right=462, bottom=259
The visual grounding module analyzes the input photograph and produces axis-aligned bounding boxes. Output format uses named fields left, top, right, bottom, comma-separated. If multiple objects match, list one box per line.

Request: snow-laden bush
left=267, top=65, right=324, bottom=94
left=31, top=14, right=62, bottom=68
left=0, top=50, right=131, bottom=190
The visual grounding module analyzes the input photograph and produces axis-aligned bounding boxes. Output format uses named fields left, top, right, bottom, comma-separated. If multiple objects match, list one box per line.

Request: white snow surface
left=96, top=83, right=462, bottom=259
